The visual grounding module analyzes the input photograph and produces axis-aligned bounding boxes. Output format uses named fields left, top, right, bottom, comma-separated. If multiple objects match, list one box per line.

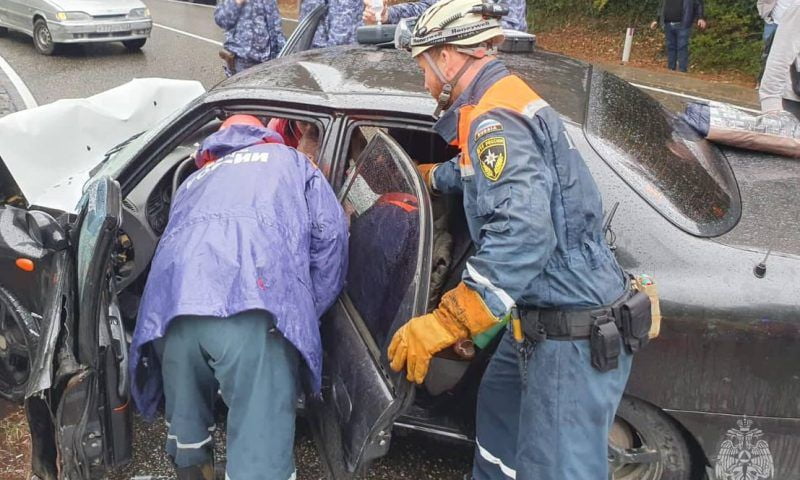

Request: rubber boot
left=175, top=462, right=215, bottom=480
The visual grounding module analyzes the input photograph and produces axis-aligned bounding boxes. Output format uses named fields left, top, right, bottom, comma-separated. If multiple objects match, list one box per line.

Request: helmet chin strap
left=423, top=51, right=476, bottom=118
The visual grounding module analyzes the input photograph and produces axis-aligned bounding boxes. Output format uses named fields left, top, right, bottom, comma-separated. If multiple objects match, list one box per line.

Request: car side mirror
left=26, top=210, right=68, bottom=251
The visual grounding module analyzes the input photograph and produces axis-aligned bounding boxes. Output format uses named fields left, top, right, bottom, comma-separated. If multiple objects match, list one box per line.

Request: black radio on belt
left=590, top=313, right=620, bottom=373
left=518, top=287, right=653, bottom=373
left=612, top=290, right=652, bottom=353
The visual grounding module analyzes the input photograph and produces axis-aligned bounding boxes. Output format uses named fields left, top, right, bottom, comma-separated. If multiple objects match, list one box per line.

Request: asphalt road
left=0, top=0, right=298, bottom=106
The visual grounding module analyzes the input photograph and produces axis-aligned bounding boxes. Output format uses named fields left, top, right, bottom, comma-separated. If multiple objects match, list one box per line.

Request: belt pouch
left=620, top=291, right=652, bottom=353
left=590, top=318, right=620, bottom=372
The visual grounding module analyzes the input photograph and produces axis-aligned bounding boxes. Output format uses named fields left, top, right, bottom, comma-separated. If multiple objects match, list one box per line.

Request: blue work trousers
left=159, top=310, right=300, bottom=480
left=471, top=330, right=632, bottom=480
left=664, top=23, right=691, bottom=72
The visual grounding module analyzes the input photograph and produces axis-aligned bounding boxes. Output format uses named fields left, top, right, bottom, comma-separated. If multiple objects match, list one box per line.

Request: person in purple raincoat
left=128, top=115, right=348, bottom=480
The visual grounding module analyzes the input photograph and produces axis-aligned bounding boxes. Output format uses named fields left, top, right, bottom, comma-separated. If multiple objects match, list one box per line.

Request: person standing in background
left=362, top=0, right=528, bottom=32
left=299, top=0, right=364, bottom=47
left=650, top=0, right=707, bottom=72
left=760, top=2, right=800, bottom=119
left=215, top=0, right=286, bottom=76
left=757, top=0, right=797, bottom=86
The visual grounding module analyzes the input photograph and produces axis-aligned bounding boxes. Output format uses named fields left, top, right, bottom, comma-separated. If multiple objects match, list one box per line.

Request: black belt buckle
left=590, top=313, right=620, bottom=372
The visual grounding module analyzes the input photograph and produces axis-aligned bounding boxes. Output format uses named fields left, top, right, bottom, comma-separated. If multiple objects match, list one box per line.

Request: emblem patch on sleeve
left=476, top=136, right=507, bottom=181
left=474, top=119, right=504, bottom=141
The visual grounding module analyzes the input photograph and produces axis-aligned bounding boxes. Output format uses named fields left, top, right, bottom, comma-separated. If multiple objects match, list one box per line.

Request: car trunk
left=715, top=148, right=800, bottom=258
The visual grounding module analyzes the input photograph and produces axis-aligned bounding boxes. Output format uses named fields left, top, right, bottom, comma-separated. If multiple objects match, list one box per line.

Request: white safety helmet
left=402, top=0, right=506, bottom=58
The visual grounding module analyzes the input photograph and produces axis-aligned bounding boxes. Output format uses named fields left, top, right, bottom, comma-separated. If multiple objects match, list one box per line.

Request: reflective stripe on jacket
left=432, top=61, right=625, bottom=316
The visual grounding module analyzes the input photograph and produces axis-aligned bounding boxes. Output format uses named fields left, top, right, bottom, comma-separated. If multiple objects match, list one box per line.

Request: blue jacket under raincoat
left=129, top=125, right=348, bottom=420
left=430, top=61, right=625, bottom=316
left=215, top=0, right=286, bottom=62
left=387, top=0, right=527, bottom=32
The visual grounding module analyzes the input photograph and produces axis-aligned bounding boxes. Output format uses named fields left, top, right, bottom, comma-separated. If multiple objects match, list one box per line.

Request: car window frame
left=335, top=117, right=435, bottom=386
left=112, top=99, right=335, bottom=198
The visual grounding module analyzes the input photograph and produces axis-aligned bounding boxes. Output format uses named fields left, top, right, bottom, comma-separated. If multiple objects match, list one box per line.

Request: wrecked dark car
left=1, top=16, right=799, bottom=480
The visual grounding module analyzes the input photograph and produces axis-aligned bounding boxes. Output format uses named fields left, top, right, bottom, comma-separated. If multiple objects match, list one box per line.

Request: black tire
left=122, top=38, right=147, bottom=51
left=33, top=18, right=58, bottom=55
left=0, top=26, right=8, bottom=36
left=610, top=396, right=694, bottom=480
left=0, top=286, right=38, bottom=403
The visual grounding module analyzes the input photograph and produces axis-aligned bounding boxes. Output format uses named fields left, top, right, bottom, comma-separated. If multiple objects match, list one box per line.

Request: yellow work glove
left=416, top=163, right=439, bottom=192
left=388, top=282, right=500, bottom=384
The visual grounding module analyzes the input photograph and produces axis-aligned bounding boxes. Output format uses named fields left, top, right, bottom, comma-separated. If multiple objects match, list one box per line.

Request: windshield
left=86, top=104, right=186, bottom=188
left=585, top=70, right=741, bottom=237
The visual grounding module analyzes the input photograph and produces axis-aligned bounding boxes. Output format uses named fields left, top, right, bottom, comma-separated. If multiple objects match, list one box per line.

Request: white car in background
left=0, top=0, right=152, bottom=55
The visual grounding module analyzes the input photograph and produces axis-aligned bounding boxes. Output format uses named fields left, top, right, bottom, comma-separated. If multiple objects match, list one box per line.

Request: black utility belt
left=518, top=288, right=652, bottom=372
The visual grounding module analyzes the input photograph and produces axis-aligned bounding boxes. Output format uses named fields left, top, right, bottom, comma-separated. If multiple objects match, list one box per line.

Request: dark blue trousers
left=665, top=23, right=692, bottom=72
left=471, top=330, right=632, bottom=480
left=159, top=310, right=299, bottom=480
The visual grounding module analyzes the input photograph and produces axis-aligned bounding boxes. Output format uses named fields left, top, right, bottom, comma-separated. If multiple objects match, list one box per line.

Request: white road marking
left=157, top=0, right=297, bottom=23
left=153, top=23, right=223, bottom=46
left=0, top=53, right=37, bottom=109
left=630, top=82, right=761, bottom=114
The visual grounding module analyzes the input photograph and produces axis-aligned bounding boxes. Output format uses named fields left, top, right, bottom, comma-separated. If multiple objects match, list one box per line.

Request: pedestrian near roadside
left=757, top=0, right=797, bottom=85
left=650, top=0, right=707, bottom=72
left=299, top=0, right=364, bottom=47
left=214, top=0, right=286, bottom=77
left=362, top=0, right=528, bottom=32
left=128, top=115, right=348, bottom=480
left=388, top=1, right=651, bottom=479
left=760, top=2, right=800, bottom=119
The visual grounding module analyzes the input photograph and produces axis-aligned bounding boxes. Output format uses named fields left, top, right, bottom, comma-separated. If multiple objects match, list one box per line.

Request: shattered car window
left=585, top=71, right=741, bottom=237
left=343, top=128, right=420, bottom=350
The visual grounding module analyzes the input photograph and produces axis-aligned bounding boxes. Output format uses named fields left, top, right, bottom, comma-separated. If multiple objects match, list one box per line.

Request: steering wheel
left=172, top=157, right=198, bottom=198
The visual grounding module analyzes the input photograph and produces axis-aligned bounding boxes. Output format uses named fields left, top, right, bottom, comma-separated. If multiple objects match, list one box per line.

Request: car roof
left=211, top=45, right=590, bottom=124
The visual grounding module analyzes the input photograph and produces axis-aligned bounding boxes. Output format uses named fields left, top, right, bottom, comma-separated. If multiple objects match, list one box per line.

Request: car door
left=308, top=129, right=433, bottom=477
left=55, top=176, right=132, bottom=480
left=3, top=0, right=35, bottom=33
left=278, top=2, right=326, bottom=57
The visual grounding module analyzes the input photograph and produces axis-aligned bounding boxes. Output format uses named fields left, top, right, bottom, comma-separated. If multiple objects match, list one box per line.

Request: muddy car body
left=1, top=22, right=799, bottom=480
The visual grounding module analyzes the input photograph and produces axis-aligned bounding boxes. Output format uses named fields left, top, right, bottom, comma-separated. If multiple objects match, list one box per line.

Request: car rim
left=608, top=417, right=662, bottom=479
left=0, top=301, right=31, bottom=391
left=36, top=24, right=52, bottom=50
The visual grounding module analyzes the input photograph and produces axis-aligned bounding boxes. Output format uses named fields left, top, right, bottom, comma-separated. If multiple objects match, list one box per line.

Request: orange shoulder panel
left=472, top=75, right=541, bottom=120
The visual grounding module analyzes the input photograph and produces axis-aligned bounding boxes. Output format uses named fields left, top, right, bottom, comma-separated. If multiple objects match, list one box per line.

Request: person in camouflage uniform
left=299, top=0, right=364, bottom=47
left=215, top=0, right=286, bottom=77
left=363, top=0, right=528, bottom=31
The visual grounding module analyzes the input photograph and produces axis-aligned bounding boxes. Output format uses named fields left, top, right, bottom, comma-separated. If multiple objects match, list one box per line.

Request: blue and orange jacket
left=431, top=61, right=626, bottom=316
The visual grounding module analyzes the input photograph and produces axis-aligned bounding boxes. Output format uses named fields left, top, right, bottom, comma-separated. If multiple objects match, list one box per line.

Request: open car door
left=278, top=3, right=327, bottom=58
left=309, top=130, right=433, bottom=477
left=56, top=176, right=132, bottom=479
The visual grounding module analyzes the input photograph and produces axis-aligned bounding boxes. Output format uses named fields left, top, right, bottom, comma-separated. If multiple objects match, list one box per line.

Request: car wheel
left=0, top=286, right=38, bottom=402
left=609, top=396, right=694, bottom=480
left=33, top=18, right=58, bottom=55
left=122, top=38, right=147, bottom=51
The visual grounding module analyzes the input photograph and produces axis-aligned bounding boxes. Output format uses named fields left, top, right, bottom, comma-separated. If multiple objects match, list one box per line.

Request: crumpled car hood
left=0, top=78, right=205, bottom=213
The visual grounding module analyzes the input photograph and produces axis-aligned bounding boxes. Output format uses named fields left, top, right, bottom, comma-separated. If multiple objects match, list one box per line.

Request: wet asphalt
left=108, top=414, right=473, bottom=480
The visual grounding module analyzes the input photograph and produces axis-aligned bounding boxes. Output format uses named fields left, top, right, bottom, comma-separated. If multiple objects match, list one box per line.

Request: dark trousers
left=159, top=311, right=300, bottom=480
left=471, top=330, right=633, bottom=480
left=665, top=22, right=691, bottom=72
